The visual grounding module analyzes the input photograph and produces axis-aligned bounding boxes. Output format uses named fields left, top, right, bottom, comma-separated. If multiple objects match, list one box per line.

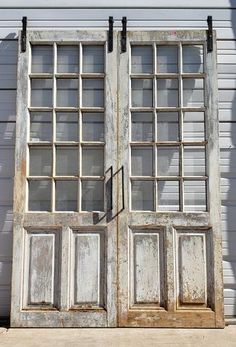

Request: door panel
left=11, top=31, right=118, bottom=327
left=117, top=31, right=224, bottom=327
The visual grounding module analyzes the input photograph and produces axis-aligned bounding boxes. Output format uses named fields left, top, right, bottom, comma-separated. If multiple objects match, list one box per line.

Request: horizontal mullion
left=28, top=141, right=52, bottom=146
left=55, top=73, right=79, bottom=78
left=81, top=73, right=105, bottom=78
left=29, top=73, right=53, bottom=79
left=130, top=107, right=155, bottom=112
left=130, top=176, right=208, bottom=180
left=130, top=74, right=154, bottom=79
left=155, top=73, right=180, bottom=78
left=180, top=107, right=206, bottom=112
left=181, top=73, right=205, bottom=78
left=28, top=107, right=53, bottom=112
left=54, top=107, right=79, bottom=112
left=27, top=176, right=52, bottom=180
left=80, top=142, right=105, bottom=146
left=81, top=176, right=104, bottom=181
left=80, top=107, right=105, bottom=112
left=54, top=176, right=79, bottom=180
left=130, top=141, right=207, bottom=146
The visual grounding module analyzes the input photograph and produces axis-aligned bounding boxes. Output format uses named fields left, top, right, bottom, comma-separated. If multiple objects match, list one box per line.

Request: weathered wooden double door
left=11, top=29, right=224, bottom=327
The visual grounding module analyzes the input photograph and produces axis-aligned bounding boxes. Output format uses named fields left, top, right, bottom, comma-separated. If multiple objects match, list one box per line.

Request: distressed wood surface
left=11, top=30, right=118, bottom=327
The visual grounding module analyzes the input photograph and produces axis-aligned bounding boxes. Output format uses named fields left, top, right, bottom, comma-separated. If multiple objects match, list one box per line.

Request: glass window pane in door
left=131, top=46, right=153, bottom=73
left=183, top=79, right=204, bottom=107
left=56, top=147, right=78, bottom=176
left=131, top=147, right=153, bottom=176
left=57, top=45, right=79, bottom=73
left=82, top=79, right=104, bottom=107
left=83, top=45, right=104, bottom=73
left=82, top=180, right=104, bottom=211
left=82, top=113, right=104, bottom=141
left=131, top=113, right=153, bottom=142
left=82, top=147, right=104, bottom=176
left=182, top=45, right=203, bottom=73
left=31, top=79, right=53, bottom=107
left=30, top=112, right=52, bottom=142
left=56, top=113, right=78, bottom=141
left=131, top=180, right=154, bottom=211
left=184, top=180, right=206, bottom=211
left=184, top=146, right=206, bottom=176
left=157, top=146, right=179, bottom=176
left=55, top=180, right=77, bottom=211
left=28, top=180, right=51, bottom=211
left=156, top=46, right=178, bottom=73
left=131, top=79, right=153, bottom=107
left=157, top=180, right=179, bottom=211
left=156, top=79, right=178, bottom=107
left=29, top=147, right=52, bottom=176
left=57, top=79, right=78, bottom=107
left=31, top=45, right=53, bottom=73
left=157, top=112, right=179, bottom=141
left=183, top=112, right=205, bottom=141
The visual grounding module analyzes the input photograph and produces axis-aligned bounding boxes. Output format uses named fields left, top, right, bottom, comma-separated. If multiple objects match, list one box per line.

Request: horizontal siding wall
left=0, top=7, right=236, bottom=317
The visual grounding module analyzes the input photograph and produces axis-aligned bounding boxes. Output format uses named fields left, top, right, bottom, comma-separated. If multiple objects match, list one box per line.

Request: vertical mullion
left=153, top=43, right=158, bottom=212
left=178, top=42, right=184, bottom=212
left=52, top=42, right=57, bottom=212
left=78, top=42, right=83, bottom=212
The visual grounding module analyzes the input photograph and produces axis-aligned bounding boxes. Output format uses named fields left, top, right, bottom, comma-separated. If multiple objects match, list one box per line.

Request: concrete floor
left=0, top=326, right=235, bottom=347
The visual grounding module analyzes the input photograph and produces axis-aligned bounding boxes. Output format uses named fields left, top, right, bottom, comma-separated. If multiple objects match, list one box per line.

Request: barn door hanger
left=207, top=16, right=213, bottom=53
left=121, top=17, right=127, bottom=52
left=21, top=16, right=27, bottom=53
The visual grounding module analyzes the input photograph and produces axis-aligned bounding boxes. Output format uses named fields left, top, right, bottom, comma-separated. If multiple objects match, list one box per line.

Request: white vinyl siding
left=0, top=5, right=236, bottom=317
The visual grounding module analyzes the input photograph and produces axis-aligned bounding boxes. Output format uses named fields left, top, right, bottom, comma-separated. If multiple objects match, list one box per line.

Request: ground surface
left=0, top=326, right=235, bottom=347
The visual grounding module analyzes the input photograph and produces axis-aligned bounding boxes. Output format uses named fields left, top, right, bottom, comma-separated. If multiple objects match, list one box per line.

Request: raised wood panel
left=71, top=231, right=105, bottom=308
left=176, top=230, right=212, bottom=309
left=130, top=230, right=164, bottom=307
left=24, top=230, right=60, bottom=308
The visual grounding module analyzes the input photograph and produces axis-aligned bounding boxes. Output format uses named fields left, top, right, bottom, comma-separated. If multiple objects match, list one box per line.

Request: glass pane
left=31, top=79, right=53, bottom=107
left=28, top=180, right=51, bottom=211
left=184, top=180, right=206, bottom=211
left=184, top=146, right=205, bottom=176
left=82, top=79, right=104, bottom=107
left=56, top=147, right=78, bottom=176
left=82, top=113, right=104, bottom=141
left=182, top=45, right=203, bottom=73
left=156, top=79, right=178, bottom=107
left=131, top=113, right=153, bottom=142
left=183, top=79, right=204, bottom=107
left=156, top=46, right=178, bottom=73
left=31, top=45, right=53, bottom=73
left=157, top=112, right=179, bottom=141
left=29, top=147, right=52, bottom=176
left=158, top=180, right=179, bottom=211
left=131, top=46, right=153, bottom=73
left=131, top=147, right=153, bottom=176
left=56, top=113, right=78, bottom=141
left=82, top=180, right=104, bottom=211
left=57, top=45, right=79, bottom=73
left=30, top=112, right=52, bottom=142
left=183, top=112, right=205, bottom=141
left=82, top=147, right=104, bottom=176
left=83, top=45, right=104, bottom=73
left=57, top=79, right=78, bottom=107
left=55, top=180, right=77, bottom=211
left=131, top=180, right=154, bottom=211
left=157, top=146, right=179, bottom=176
left=131, top=79, right=153, bottom=107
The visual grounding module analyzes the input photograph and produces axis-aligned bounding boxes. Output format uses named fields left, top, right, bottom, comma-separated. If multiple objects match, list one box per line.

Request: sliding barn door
left=11, top=30, right=118, bottom=327
left=117, top=30, right=224, bottom=328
